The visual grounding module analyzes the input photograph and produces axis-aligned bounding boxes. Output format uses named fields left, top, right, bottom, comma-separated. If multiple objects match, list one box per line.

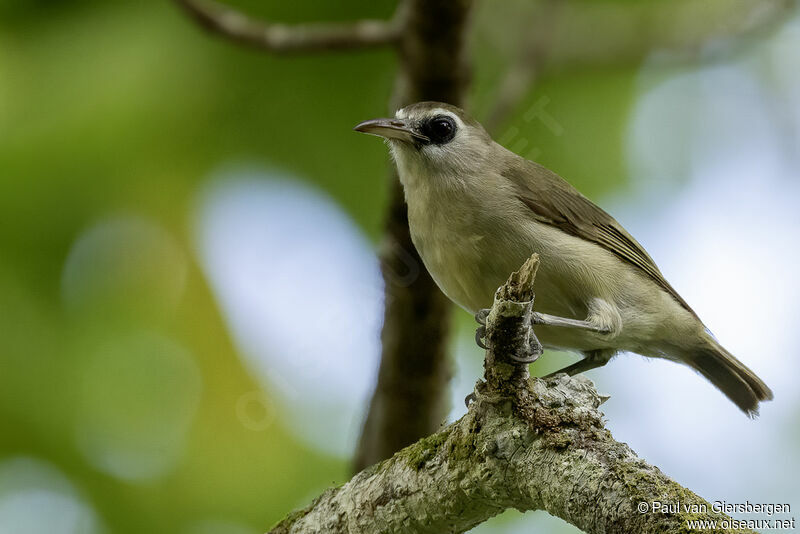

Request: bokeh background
left=1, top=1, right=799, bottom=532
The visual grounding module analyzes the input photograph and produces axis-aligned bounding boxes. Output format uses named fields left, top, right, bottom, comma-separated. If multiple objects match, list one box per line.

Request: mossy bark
left=270, top=256, right=754, bottom=534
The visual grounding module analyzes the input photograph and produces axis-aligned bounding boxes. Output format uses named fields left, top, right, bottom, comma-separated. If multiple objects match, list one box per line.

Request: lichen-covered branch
left=269, top=255, right=755, bottom=534
left=173, top=0, right=402, bottom=52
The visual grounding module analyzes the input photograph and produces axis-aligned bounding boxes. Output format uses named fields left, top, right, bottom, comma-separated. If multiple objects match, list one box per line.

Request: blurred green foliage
left=0, top=0, right=641, bottom=532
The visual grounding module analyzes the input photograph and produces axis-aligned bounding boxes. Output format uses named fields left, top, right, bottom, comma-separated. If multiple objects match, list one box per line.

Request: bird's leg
left=532, top=311, right=611, bottom=334
left=474, top=308, right=490, bottom=350
left=543, top=349, right=614, bottom=378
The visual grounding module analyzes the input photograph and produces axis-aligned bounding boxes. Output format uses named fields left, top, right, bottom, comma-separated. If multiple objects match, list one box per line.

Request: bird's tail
left=682, top=338, right=773, bottom=417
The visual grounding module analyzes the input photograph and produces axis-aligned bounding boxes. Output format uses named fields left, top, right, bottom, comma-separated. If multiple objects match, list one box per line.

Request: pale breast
left=407, top=193, right=575, bottom=316
left=411, top=221, right=496, bottom=312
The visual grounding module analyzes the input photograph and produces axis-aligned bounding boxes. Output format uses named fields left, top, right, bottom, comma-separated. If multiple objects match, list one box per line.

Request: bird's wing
left=502, top=156, right=698, bottom=318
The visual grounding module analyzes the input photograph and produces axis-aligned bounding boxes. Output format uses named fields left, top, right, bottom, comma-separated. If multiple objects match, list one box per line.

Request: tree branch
left=484, top=0, right=793, bottom=131
left=269, top=255, right=756, bottom=534
left=173, top=0, right=402, bottom=52
left=483, top=0, right=560, bottom=134
left=174, top=0, right=476, bottom=478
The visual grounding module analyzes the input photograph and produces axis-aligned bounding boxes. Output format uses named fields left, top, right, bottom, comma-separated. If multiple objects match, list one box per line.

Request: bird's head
left=354, top=102, right=493, bottom=184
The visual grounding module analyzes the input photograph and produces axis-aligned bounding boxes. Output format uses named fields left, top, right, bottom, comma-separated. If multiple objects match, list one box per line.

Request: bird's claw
left=510, top=333, right=543, bottom=364
left=464, top=392, right=476, bottom=408
left=475, top=325, right=488, bottom=349
left=474, top=308, right=489, bottom=325
left=510, top=352, right=539, bottom=364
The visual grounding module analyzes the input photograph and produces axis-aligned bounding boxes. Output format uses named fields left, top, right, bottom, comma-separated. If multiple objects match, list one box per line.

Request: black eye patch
left=419, top=115, right=457, bottom=145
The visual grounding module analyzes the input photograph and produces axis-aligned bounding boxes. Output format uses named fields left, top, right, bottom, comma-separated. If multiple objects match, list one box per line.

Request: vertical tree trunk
left=353, top=0, right=474, bottom=471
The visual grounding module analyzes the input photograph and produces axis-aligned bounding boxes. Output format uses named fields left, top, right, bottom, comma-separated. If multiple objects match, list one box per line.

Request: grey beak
left=353, top=118, right=429, bottom=143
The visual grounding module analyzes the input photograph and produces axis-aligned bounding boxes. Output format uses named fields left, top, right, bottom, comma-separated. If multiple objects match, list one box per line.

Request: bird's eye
left=421, top=115, right=457, bottom=144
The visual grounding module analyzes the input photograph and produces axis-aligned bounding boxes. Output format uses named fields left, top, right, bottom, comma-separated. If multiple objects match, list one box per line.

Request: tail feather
left=685, top=342, right=773, bottom=417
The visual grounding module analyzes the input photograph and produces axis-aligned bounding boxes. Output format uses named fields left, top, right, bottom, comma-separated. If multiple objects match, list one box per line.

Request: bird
left=354, top=101, right=772, bottom=416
